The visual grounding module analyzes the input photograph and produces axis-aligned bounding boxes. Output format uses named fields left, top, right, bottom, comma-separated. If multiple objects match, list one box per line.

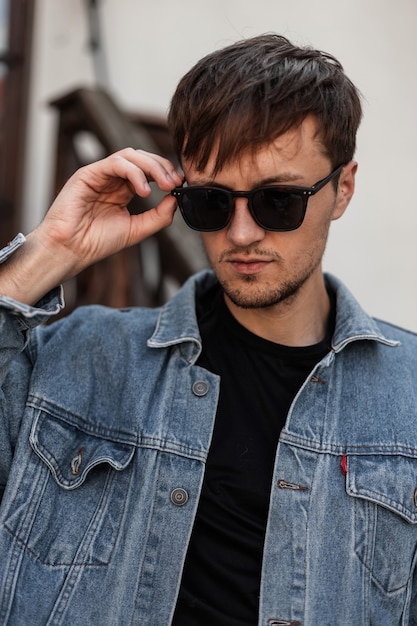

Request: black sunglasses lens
left=252, top=189, right=305, bottom=231
left=179, top=189, right=231, bottom=231
left=177, top=187, right=306, bottom=232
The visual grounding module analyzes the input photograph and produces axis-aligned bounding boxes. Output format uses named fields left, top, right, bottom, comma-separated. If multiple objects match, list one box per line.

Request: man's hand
left=0, top=148, right=184, bottom=305
left=39, top=148, right=183, bottom=274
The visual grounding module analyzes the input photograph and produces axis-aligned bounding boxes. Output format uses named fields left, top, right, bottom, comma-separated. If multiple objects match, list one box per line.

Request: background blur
left=1, top=0, right=417, bottom=328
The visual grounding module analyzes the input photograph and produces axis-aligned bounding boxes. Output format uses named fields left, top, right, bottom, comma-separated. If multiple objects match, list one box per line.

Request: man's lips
left=227, top=258, right=273, bottom=275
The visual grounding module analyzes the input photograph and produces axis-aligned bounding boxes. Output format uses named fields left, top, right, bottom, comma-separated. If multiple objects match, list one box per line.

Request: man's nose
left=226, top=198, right=266, bottom=247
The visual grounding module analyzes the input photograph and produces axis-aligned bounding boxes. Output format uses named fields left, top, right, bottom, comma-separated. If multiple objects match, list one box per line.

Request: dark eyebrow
left=185, top=172, right=307, bottom=189
left=258, top=173, right=307, bottom=186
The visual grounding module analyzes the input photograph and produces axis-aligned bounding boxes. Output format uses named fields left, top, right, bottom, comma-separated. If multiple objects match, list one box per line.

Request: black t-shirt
left=172, top=284, right=334, bottom=626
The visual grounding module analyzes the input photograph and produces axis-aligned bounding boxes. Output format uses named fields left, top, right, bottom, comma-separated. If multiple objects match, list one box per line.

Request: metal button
left=70, top=447, right=84, bottom=476
left=170, top=488, right=189, bottom=506
left=192, top=381, right=209, bottom=396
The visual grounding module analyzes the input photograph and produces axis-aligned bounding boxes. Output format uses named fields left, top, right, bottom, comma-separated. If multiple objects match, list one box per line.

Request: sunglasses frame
left=171, top=163, right=345, bottom=232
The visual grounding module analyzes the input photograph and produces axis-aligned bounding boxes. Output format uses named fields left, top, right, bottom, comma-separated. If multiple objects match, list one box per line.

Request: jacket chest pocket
left=4, top=410, right=135, bottom=567
left=346, top=454, right=417, bottom=594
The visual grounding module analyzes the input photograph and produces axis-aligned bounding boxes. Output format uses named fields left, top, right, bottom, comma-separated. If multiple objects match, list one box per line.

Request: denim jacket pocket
left=346, top=454, right=417, bottom=594
left=4, top=410, right=135, bottom=566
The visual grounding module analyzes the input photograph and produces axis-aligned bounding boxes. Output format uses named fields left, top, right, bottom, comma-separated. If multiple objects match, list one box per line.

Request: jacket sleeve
left=0, top=234, right=64, bottom=503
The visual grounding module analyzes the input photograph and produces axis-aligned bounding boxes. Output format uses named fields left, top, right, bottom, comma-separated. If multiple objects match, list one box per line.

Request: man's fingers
left=130, top=148, right=183, bottom=184
left=128, top=194, right=178, bottom=244
left=104, top=148, right=184, bottom=196
left=59, top=149, right=183, bottom=213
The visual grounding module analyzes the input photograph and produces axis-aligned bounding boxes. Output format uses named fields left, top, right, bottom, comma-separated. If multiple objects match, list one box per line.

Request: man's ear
left=332, top=161, right=358, bottom=221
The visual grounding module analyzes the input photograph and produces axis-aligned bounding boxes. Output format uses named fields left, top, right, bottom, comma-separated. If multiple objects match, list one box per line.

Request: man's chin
left=221, top=278, right=301, bottom=310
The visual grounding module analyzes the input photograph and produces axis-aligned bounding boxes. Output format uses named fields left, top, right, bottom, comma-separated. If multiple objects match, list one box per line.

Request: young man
left=0, top=34, right=417, bottom=626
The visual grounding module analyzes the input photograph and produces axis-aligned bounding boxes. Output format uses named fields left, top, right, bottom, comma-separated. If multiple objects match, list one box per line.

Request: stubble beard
left=219, top=270, right=313, bottom=310
left=202, top=234, right=327, bottom=310
left=211, top=246, right=321, bottom=310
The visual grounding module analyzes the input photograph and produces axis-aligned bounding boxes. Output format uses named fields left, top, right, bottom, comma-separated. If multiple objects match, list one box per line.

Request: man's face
left=182, top=116, right=355, bottom=313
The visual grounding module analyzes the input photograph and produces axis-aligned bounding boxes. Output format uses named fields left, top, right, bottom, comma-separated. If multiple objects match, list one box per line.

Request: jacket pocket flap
left=30, top=411, right=135, bottom=489
left=346, top=455, right=417, bottom=523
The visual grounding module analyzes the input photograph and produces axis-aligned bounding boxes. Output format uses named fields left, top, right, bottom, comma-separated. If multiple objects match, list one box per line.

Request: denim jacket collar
left=149, top=270, right=398, bottom=356
left=147, top=271, right=216, bottom=363
left=324, top=273, right=399, bottom=351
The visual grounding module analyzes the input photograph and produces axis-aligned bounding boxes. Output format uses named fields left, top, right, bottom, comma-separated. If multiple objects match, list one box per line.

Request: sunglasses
left=171, top=164, right=345, bottom=232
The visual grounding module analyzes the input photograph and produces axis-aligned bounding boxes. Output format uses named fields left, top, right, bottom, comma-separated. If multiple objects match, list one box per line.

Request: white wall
left=23, top=0, right=417, bottom=330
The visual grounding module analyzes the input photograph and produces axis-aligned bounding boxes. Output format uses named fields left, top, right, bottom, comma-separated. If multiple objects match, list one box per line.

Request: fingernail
left=143, top=182, right=151, bottom=192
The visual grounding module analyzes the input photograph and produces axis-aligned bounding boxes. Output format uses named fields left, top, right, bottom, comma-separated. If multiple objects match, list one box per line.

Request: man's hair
left=167, top=34, right=362, bottom=174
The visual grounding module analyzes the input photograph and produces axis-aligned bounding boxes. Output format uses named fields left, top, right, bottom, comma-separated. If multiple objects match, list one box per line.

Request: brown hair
left=167, top=34, right=362, bottom=174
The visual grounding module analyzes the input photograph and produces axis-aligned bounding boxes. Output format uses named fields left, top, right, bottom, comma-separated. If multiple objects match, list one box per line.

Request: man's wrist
left=0, top=231, right=71, bottom=306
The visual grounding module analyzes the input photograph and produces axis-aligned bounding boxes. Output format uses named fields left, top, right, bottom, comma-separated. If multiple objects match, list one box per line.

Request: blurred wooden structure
left=49, top=87, right=206, bottom=313
left=0, top=0, right=35, bottom=244
left=0, top=0, right=206, bottom=312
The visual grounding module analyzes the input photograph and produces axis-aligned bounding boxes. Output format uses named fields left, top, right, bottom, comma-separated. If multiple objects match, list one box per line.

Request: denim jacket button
left=70, top=448, right=84, bottom=476
left=267, top=617, right=302, bottom=626
left=170, top=488, right=189, bottom=506
left=192, top=381, right=209, bottom=396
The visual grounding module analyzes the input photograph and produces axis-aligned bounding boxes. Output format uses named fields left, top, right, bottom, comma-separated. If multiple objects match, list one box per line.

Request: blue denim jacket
left=1, top=237, right=417, bottom=625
